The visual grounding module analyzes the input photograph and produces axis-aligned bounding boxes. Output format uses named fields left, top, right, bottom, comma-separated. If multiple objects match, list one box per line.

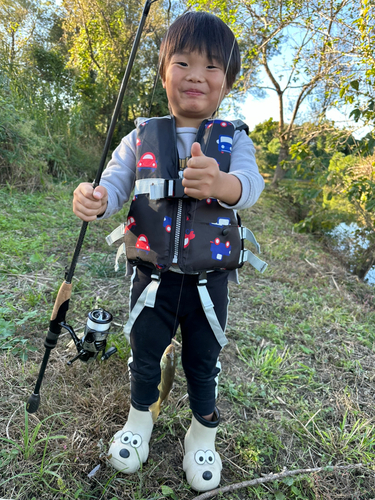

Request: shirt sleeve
left=219, top=129, right=265, bottom=210
left=97, top=129, right=138, bottom=219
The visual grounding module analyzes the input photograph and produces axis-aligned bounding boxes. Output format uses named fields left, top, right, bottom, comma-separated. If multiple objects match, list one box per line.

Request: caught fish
left=149, top=344, right=176, bottom=422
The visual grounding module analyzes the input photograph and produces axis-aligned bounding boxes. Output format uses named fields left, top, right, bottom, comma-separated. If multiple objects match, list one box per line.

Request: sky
left=223, top=45, right=370, bottom=140
left=240, top=92, right=348, bottom=132
left=240, top=92, right=370, bottom=139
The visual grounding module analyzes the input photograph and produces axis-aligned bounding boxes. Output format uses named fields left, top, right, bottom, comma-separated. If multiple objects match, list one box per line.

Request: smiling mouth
left=185, top=90, right=204, bottom=96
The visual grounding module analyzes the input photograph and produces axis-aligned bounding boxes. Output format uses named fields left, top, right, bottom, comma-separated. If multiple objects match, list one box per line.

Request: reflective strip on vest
left=135, top=178, right=181, bottom=200
left=123, top=276, right=161, bottom=342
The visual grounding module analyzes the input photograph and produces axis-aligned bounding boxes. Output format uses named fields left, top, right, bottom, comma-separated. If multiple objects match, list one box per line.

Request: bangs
left=167, top=17, right=228, bottom=68
left=159, top=12, right=240, bottom=88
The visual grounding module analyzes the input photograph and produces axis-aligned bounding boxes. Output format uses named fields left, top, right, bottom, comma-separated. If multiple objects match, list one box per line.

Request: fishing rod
left=26, top=0, right=158, bottom=414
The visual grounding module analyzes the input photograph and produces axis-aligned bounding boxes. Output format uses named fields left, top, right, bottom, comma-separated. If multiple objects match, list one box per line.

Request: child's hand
left=182, top=142, right=222, bottom=200
left=73, top=182, right=108, bottom=221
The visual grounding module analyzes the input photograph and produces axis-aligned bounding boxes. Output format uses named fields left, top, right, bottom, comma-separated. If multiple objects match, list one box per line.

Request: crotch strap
left=124, top=271, right=161, bottom=342
left=197, top=272, right=228, bottom=348
left=123, top=271, right=228, bottom=348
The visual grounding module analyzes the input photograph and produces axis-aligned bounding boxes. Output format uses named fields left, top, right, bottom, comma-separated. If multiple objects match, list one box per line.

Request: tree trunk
left=271, top=143, right=289, bottom=187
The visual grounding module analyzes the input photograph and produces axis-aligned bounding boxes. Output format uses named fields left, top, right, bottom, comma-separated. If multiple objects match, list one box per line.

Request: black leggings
left=128, top=266, right=229, bottom=416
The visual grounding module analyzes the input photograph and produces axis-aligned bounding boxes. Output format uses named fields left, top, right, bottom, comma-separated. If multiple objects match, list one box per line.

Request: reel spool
left=61, top=309, right=117, bottom=365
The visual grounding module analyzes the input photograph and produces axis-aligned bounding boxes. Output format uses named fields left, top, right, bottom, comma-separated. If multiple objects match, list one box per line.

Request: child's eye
left=175, top=61, right=188, bottom=67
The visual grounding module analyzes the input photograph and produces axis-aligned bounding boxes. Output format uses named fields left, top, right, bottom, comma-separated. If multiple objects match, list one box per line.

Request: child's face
left=162, top=50, right=230, bottom=128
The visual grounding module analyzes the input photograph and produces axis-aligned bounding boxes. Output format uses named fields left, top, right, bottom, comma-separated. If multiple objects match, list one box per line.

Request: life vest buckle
left=164, top=179, right=189, bottom=199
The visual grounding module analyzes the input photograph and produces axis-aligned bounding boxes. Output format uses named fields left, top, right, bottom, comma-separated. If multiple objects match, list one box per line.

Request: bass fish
left=149, top=344, right=176, bottom=422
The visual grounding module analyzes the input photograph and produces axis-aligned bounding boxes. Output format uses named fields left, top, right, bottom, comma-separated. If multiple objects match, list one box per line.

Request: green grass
left=1, top=182, right=375, bottom=499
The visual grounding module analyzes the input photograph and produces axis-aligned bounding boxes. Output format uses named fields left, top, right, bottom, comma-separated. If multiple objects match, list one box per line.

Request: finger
left=182, top=178, right=207, bottom=195
left=93, top=186, right=107, bottom=200
left=183, top=186, right=205, bottom=200
left=183, top=166, right=204, bottom=181
left=76, top=182, right=96, bottom=199
left=73, top=205, right=99, bottom=222
left=75, top=212, right=97, bottom=222
left=75, top=191, right=103, bottom=210
left=190, top=142, right=205, bottom=157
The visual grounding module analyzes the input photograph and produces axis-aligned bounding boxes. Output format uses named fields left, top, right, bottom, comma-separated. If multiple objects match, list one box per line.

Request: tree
left=189, top=0, right=362, bottom=185
left=0, top=0, right=172, bottom=185
left=250, top=118, right=356, bottom=181
left=249, top=118, right=280, bottom=173
left=62, top=0, right=170, bottom=142
left=338, top=0, right=375, bottom=150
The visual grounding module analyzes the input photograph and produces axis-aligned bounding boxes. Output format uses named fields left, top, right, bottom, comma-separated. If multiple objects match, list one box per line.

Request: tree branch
left=191, top=463, right=364, bottom=500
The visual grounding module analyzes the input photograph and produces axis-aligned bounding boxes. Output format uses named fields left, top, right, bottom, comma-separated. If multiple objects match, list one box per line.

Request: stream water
left=329, top=222, right=375, bottom=285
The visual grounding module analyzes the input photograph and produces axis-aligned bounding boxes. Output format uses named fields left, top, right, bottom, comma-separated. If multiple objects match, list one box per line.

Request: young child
left=73, top=11, right=265, bottom=492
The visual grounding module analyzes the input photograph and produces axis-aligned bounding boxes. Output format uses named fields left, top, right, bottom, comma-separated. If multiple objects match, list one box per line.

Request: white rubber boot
left=183, top=408, right=222, bottom=492
left=108, top=405, right=153, bottom=473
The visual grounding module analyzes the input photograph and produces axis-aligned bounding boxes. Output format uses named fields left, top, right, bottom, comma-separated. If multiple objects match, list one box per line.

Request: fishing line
left=147, top=39, right=166, bottom=117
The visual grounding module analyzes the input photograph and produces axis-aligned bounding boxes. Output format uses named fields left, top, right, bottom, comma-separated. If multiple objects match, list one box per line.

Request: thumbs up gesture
left=182, top=142, right=222, bottom=200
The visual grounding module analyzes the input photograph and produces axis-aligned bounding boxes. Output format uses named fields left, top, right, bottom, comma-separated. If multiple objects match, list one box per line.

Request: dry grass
left=1, top=185, right=375, bottom=499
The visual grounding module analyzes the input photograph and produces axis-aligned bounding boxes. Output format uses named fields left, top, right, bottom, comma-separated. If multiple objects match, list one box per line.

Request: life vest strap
left=241, top=249, right=268, bottom=273
left=239, top=226, right=261, bottom=253
left=197, top=272, right=228, bottom=348
left=106, top=223, right=125, bottom=246
left=135, top=178, right=189, bottom=200
left=124, top=271, right=161, bottom=342
left=239, top=226, right=268, bottom=273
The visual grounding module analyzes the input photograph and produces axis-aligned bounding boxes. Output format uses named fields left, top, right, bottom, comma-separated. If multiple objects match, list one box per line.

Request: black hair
left=159, top=12, right=241, bottom=89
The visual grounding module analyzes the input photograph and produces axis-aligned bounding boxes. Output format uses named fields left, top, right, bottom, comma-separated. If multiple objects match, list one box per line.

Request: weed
left=0, top=314, right=39, bottom=360
left=238, top=344, right=314, bottom=387
left=0, top=404, right=68, bottom=460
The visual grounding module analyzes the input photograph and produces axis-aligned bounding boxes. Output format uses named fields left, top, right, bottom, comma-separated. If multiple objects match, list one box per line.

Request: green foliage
left=0, top=405, right=69, bottom=495
left=0, top=0, right=170, bottom=187
left=250, top=118, right=280, bottom=173
left=338, top=0, right=375, bottom=135
left=63, top=0, right=169, bottom=143
left=282, top=141, right=375, bottom=280
left=0, top=312, right=39, bottom=360
left=0, top=70, right=101, bottom=187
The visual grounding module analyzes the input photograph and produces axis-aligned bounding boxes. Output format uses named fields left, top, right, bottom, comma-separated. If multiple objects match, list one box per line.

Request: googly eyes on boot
left=120, top=431, right=142, bottom=448
left=194, top=450, right=215, bottom=465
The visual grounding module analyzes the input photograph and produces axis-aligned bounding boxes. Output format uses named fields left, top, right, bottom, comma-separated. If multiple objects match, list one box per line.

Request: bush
left=0, top=97, right=48, bottom=188
left=0, top=94, right=102, bottom=189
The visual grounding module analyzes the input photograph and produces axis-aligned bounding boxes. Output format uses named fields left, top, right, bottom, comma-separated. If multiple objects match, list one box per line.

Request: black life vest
left=122, top=115, right=248, bottom=274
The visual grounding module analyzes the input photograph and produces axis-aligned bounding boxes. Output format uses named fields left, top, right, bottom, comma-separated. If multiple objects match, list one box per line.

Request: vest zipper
left=173, top=199, right=183, bottom=264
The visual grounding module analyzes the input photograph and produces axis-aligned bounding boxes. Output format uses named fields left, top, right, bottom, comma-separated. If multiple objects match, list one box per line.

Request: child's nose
left=186, top=67, right=205, bottom=82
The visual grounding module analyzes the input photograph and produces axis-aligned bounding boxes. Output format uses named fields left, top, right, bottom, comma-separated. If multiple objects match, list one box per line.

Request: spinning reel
left=61, top=309, right=117, bottom=365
